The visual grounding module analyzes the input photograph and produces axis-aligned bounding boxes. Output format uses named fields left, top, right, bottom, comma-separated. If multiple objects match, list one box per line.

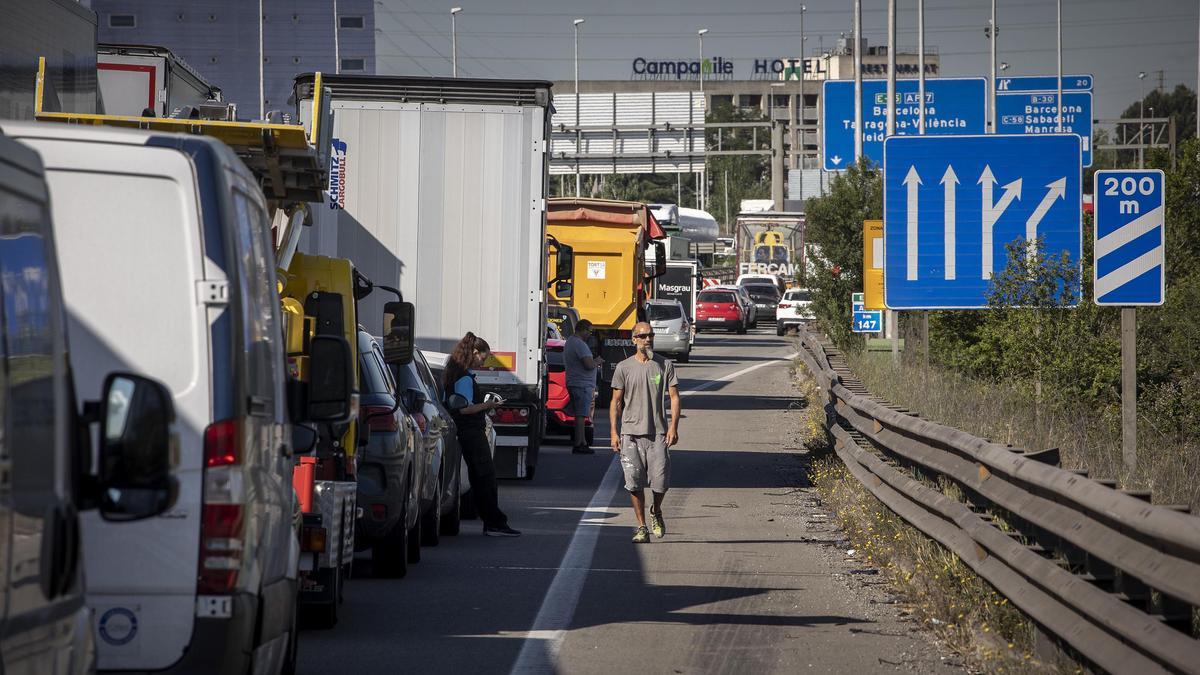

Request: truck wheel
left=421, top=477, right=442, bottom=546
left=440, top=470, right=461, bottom=536
left=736, top=321, right=747, bottom=335
left=406, top=513, right=422, bottom=564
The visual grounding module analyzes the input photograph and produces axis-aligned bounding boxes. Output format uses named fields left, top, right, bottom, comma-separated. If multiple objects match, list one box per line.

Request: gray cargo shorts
left=619, top=434, right=670, bottom=494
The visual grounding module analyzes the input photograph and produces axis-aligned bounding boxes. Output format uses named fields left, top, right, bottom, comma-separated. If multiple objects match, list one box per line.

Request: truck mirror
left=292, top=424, right=318, bottom=454
left=307, top=335, right=355, bottom=423
left=382, top=301, right=416, bottom=366
left=648, top=242, right=668, bottom=279
left=555, top=281, right=573, bottom=298
left=555, top=243, right=574, bottom=282
left=96, top=373, right=179, bottom=522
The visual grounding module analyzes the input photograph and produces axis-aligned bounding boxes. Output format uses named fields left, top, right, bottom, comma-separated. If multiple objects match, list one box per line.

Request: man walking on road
left=564, top=319, right=603, bottom=454
left=609, top=321, right=681, bottom=543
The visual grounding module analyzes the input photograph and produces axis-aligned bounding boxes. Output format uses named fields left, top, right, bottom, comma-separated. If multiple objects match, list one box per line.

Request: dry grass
left=846, top=352, right=1200, bottom=512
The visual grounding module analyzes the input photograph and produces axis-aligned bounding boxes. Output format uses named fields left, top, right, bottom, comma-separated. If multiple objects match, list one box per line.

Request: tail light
left=362, top=404, right=399, bottom=432
left=412, top=412, right=428, bottom=434
left=778, top=302, right=791, bottom=309
left=199, top=419, right=246, bottom=594
left=302, top=524, right=327, bottom=552
left=494, top=407, right=530, bottom=424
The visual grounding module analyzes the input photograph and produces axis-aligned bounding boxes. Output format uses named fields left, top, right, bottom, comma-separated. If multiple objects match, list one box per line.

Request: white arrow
left=1025, top=177, right=1067, bottom=262
left=831, top=155, right=842, bottom=166
left=978, top=166, right=1022, bottom=279
left=941, top=165, right=959, bottom=280
left=904, top=166, right=922, bottom=281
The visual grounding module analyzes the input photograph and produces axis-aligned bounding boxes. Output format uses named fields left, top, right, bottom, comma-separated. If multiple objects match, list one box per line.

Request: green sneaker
left=649, top=510, right=665, bottom=538
left=632, top=526, right=650, bottom=544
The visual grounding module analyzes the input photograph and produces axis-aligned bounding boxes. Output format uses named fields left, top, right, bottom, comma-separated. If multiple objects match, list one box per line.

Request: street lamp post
left=989, top=0, right=997, bottom=132
left=697, top=29, right=709, bottom=93
left=451, top=7, right=462, bottom=77
left=574, top=18, right=584, bottom=197
left=1138, top=71, right=1147, bottom=169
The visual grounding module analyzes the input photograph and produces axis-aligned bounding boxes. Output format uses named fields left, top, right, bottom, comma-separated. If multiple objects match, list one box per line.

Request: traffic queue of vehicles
left=0, top=58, right=807, bottom=674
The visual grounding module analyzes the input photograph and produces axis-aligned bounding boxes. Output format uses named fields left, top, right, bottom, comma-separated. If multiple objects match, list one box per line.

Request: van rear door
left=27, top=137, right=209, bottom=669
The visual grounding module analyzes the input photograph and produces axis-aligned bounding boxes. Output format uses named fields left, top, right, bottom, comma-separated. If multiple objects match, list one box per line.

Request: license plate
left=710, top=317, right=725, bottom=322
left=653, top=327, right=669, bottom=333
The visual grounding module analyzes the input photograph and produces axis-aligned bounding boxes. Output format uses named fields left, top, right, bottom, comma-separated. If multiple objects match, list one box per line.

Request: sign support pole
left=887, top=0, right=899, bottom=364
left=918, top=0, right=927, bottom=368
left=1121, top=307, right=1137, bottom=473
left=853, top=0, right=863, bottom=163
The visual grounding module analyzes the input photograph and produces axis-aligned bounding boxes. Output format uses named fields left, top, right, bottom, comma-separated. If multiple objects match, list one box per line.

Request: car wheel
left=406, top=511, right=422, bottom=564
left=440, top=470, right=462, bottom=536
left=420, top=477, right=442, bottom=547
left=776, top=323, right=785, bottom=336
left=372, top=478, right=410, bottom=578
left=736, top=321, right=747, bottom=335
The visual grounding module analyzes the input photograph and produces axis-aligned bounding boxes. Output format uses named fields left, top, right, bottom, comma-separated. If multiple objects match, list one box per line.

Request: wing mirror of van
left=96, top=373, right=179, bottom=522
left=307, top=334, right=355, bottom=423
left=554, top=281, right=573, bottom=298
left=445, top=392, right=470, bottom=411
left=382, top=301, right=415, bottom=366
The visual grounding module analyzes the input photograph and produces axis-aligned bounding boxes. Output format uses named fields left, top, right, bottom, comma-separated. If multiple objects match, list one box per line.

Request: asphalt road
left=296, top=327, right=960, bottom=674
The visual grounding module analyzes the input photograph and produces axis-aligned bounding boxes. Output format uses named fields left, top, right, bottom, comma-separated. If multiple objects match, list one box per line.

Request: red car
left=695, top=288, right=748, bottom=334
left=543, top=338, right=595, bottom=445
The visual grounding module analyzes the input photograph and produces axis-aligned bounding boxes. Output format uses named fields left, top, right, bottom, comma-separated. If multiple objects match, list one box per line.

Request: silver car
left=646, top=299, right=692, bottom=363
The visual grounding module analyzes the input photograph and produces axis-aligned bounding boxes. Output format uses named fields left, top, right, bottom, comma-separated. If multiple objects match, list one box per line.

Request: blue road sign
left=852, top=310, right=884, bottom=333
left=1093, top=170, right=1165, bottom=306
left=883, top=134, right=1082, bottom=309
left=995, top=74, right=1093, bottom=93
left=996, top=90, right=1093, bottom=167
left=822, top=78, right=987, bottom=171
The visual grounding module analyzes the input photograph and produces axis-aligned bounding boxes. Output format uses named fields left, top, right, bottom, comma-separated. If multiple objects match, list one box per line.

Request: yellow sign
left=863, top=220, right=885, bottom=310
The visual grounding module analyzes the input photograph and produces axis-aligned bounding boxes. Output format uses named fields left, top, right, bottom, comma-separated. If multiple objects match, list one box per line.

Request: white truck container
left=97, top=44, right=226, bottom=118
left=295, top=74, right=553, bottom=480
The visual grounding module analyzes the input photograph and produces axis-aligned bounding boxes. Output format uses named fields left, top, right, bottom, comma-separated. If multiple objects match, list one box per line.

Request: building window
left=108, top=14, right=136, bottom=28
left=339, top=15, right=365, bottom=29
left=340, top=58, right=366, bottom=72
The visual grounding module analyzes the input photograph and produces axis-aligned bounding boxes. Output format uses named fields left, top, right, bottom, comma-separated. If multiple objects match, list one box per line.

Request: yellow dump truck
left=546, top=198, right=666, bottom=402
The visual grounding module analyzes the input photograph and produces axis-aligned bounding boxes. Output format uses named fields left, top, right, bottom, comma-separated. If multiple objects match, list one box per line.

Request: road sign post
left=823, top=78, right=987, bottom=171
left=882, top=134, right=1082, bottom=309
left=1093, top=169, right=1166, bottom=474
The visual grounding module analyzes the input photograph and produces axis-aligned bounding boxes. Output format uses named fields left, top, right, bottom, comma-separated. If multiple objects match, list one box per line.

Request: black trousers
left=458, top=425, right=508, bottom=529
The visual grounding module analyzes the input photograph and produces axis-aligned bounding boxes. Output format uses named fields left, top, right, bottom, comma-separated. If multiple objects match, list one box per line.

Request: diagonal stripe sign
left=1093, top=170, right=1165, bottom=306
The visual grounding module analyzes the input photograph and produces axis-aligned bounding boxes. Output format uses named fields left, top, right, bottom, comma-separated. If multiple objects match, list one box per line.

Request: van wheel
left=421, top=478, right=442, bottom=546
left=406, top=513, right=422, bottom=564
left=736, top=321, right=748, bottom=335
left=440, top=470, right=461, bottom=536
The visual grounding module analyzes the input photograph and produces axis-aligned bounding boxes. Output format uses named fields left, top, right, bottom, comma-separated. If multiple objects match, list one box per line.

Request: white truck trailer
left=97, top=44, right=227, bottom=118
left=295, top=74, right=553, bottom=480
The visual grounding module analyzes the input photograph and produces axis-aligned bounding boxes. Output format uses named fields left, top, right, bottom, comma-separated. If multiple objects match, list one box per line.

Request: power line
left=393, top=0, right=505, bottom=77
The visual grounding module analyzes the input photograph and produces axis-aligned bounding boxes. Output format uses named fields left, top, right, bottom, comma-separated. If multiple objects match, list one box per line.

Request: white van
left=1, top=121, right=303, bottom=673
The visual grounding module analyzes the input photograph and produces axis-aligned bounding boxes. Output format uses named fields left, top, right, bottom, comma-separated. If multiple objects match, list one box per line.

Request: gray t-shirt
left=611, top=354, right=679, bottom=436
left=564, top=335, right=598, bottom=388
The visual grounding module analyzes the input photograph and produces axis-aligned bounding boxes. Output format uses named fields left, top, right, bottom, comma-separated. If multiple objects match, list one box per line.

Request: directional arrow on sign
left=978, top=166, right=1022, bottom=279
left=904, top=166, right=922, bottom=280
left=1026, top=178, right=1067, bottom=261
left=941, top=165, right=959, bottom=280
left=831, top=155, right=843, bottom=166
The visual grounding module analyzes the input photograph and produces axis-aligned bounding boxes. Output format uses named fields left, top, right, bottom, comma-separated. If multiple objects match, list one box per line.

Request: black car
left=743, top=283, right=782, bottom=321
left=389, top=349, right=464, bottom=550
left=354, top=330, right=423, bottom=577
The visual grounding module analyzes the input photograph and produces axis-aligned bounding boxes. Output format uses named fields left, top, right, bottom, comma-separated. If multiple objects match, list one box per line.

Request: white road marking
left=509, top=349, right=797, bottom=674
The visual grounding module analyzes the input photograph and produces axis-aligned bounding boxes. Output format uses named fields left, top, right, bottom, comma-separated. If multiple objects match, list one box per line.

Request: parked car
left=4, top=121, right=309, bottom=673
left=711, top=284, right=758, bottom=328
left=696, top=288, right=748, bottom=334
left=543, top=337, right=596, bottom=444
left=0, top=132, right=177, bottom=675
left=645, top=299, right=692, bottom=362
left=387, top=349, right=463, bottom=552
left=354, top=330, right=422, bottom=578
left=737, top=272, right=786, bottom=296
left=776, top=288, right=816, bottom=335
left=743, top=284, right=782, bottom=322
left=422, top=350, right=497, bottom=520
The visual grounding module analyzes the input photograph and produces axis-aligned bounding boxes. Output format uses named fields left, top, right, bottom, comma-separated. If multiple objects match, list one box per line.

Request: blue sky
left=375, top=0, right=1199, bottom=118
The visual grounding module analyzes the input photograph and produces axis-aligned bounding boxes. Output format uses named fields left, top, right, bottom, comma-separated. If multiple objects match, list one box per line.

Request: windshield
left=647, top=304, right=682, bottom=320
left=753, top=246, right=771, bottom=263
left=746, top=287, right=779, bottom=302
left=785, top=290, right=812, bottom=302
left=771, top=246, right=789, bottom=264
left=699, top=292, right=735, bottom=304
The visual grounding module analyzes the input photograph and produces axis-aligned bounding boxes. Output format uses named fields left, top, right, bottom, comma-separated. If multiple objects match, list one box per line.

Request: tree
left=802, top=158, right=882, bottom=347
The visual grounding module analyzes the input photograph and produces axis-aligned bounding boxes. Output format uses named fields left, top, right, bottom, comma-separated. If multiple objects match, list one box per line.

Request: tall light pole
left=333, top=0, right=341, bottom=74
left=989, top=0, right=997, bottom=132
left=697, top=29, right=709, bottom=93
left=451, top=7, right=462, bottom=77
left=258, top=0, right=264, bottom=119
left=886, top=0, right=898, bottom=362
left=1138, top=71, right=1147, bottom=169
left=1056, top=0, right=1063, bottom=132
left=918, top=0, right=926, bottom=134
left=853, top=0, right=862, bottom=162
left=574, top=18, right=584, bottom=197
